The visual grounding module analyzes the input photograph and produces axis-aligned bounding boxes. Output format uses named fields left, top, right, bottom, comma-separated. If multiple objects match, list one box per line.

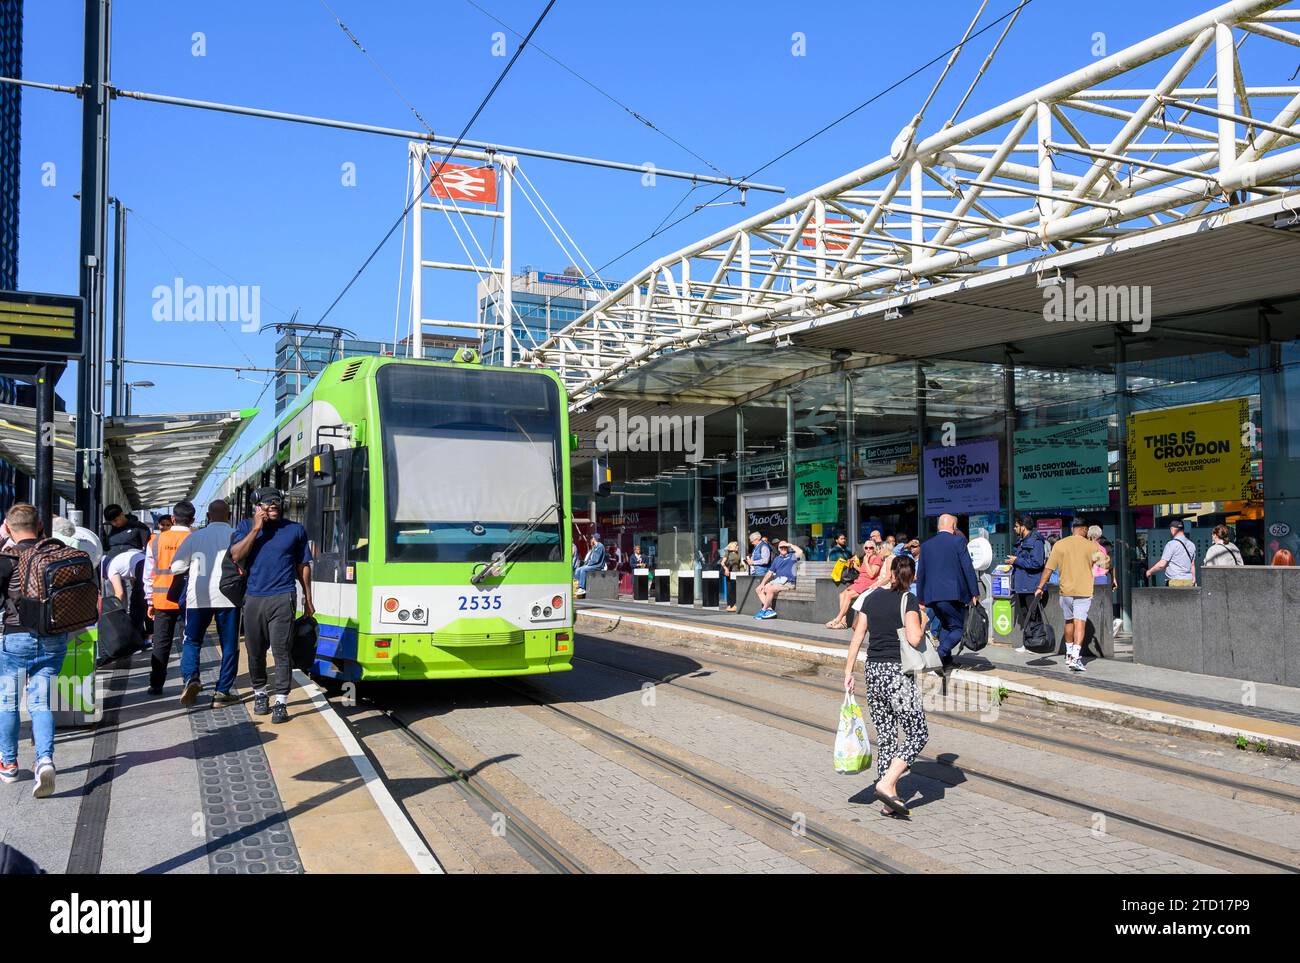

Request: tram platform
left=576, top=597, right=1300, bottom=759
left=0, top=637, right=436, bottom=875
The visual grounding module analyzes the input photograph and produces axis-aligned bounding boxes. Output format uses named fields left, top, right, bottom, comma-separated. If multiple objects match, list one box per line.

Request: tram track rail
left=566, top=643, right=1300, bottom=874
left=381, top=707, right=592, bottom=874
left=494, top=679, right=908, bottom=875
left=580, top=638, right=1300, bottom=811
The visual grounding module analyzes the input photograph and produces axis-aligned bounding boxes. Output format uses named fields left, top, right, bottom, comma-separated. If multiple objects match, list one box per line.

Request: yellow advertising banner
left=1127, top=398, right=1251, bottom=505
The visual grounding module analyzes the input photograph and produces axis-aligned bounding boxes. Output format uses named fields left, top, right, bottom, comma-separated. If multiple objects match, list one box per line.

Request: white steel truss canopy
left=0, top=404, right=77, bottom=500
left=529, top=0, right=1300, bottom=407
left=103, top=409, right=259, bottom=509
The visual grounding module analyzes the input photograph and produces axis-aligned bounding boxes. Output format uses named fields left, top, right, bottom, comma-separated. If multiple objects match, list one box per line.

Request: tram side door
left=306, top=446, right=369, bottom=622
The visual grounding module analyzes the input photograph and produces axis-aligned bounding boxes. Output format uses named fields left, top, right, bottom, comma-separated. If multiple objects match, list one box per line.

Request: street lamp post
left=125, top=379, right=154, bottom=416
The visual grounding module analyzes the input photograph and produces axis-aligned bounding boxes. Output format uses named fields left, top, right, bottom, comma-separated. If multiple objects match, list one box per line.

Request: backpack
left=1021, top=596, right=1057, bottom=653
left=9, top=538, right=99, bottom=635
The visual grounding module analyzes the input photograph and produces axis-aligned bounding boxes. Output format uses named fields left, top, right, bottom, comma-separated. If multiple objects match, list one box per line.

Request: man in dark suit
left=916, top=513, right=980, bottom=668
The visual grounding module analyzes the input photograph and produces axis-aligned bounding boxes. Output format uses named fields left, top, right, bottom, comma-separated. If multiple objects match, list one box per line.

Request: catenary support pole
left=110, top=197, right=126, bottom=417
left=77, top=0, right=111, bottom=526
left=1004, top=348, right=1017, bottom=538
left=844, top=371, right=854, bottom=544
left=1115, top=330, right=1134, bottom=634
left=786, top=392, right=796, bottom=544
left=915, top=361, right=928, bottom=540
left=35, top=363, right=62, bottom=536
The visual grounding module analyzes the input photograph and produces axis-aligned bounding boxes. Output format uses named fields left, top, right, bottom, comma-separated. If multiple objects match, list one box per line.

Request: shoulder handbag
left=219, top=551, right=247, bottom=607
left=896, top=592, right=943, bottom=675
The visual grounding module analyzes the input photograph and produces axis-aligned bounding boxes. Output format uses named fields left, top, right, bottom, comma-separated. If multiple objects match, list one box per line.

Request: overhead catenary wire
left=514, top=162, right=615, bottom=294
left=306, top=0, right=559, bottom=341
left=317, top=0, right=436, bottom=136
left=128, top=209, right=269, bottom=369
left=944, top=0, right=1031, bottom=128
left=512, top=0, right=1039, bottom=347
left=460, top=0, right=729, bottom=178
left=393, top=159, right=412, bottom=352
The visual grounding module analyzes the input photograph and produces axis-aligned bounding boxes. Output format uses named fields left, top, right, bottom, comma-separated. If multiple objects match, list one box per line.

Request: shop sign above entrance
left=740, top=455, right=786, bottom=484
left=854, top=434, right=917, bottom=478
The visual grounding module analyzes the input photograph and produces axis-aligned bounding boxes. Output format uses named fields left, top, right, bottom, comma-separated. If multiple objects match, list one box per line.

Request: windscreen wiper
left=470, top=502, right=561, bottom=585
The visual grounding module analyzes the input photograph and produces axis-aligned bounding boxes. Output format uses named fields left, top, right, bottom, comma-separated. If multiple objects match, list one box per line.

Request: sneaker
left=1013, top=645, right=1028, bottom=654
left=575, top=588, right=586, bottom=598
left=1068, top=658, right=1087, bottom=673
left=212, top=689, right=241, bottom=705
left=1112, top=617, right=1124, bottom=636
left=760, top=609, right=778, bottom=620
left=146, top=685, right=163, bottom=696
left=179, top=678, right=201, bottom=707
left=752, top=609, right=768, bottom=620
left=270, top=702, right=289, bottom=724
left=0, top=761, right=18, bottom=784
left=253, top=692, right=271, bottom=716
left=32, top=759, right=55, bottom=799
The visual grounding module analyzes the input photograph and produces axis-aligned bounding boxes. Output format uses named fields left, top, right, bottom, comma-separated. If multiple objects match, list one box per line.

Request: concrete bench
left=734, top=564, right=841, bottom=623
left=582, top=569, right=620, bottom=601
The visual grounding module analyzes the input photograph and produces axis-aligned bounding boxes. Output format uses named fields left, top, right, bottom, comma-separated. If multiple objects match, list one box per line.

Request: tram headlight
left=398, top=609, right=409, bottom=621
left=531, top=605, right=542, bottom=618
left=543, top=607, right=552, bottom=617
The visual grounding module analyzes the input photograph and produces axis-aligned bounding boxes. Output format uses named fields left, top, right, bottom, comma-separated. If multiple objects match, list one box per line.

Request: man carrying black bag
left=229, top=488, right=313, bottom=724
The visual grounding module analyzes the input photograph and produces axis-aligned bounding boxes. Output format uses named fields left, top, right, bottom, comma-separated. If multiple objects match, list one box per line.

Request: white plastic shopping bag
left=833, top=693, right=872, bottom=774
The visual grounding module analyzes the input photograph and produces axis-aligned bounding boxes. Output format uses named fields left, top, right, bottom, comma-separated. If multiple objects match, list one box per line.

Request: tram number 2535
left=458, top=595, right=503, bottom=611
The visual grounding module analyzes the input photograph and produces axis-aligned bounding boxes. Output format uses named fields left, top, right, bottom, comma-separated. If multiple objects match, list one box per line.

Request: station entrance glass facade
left=576, top=295, right=1300, bottom=625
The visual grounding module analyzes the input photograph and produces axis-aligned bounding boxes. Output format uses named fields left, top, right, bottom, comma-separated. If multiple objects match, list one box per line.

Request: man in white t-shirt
left=103, top=548, right=145, bottom=602
left=169, top=499, right=240, bottom=707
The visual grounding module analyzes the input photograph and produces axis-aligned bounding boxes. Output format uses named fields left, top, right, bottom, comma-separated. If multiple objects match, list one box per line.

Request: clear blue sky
left=15, top=0, right=1295, bottom=502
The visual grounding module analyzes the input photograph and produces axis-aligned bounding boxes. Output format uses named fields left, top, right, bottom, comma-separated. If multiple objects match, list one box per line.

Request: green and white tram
left=217, top=355, right=574, bottom=683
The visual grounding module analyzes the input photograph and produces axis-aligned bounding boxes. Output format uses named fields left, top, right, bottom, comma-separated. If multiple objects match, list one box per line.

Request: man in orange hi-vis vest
left=143, top=501, right=195, bottom=695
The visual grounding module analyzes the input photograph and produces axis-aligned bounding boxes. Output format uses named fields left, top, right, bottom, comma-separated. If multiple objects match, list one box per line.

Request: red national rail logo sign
left=799, top=217, right=853, bottom=252
left=428, top=162, right=498, bottom=203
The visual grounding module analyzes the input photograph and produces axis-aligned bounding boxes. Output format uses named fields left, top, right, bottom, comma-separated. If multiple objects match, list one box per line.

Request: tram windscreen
left=378, top=364, right=565, bottom=563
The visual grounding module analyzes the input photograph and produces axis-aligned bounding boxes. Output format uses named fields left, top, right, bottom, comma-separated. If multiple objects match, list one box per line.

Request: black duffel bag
left=1021, top=595, right=1058, bottom=653
left=96, top=594, right=143, bottom=665
left=960, top=603, right=989, bottom=653
left=291, top=614, right=319, bottom=673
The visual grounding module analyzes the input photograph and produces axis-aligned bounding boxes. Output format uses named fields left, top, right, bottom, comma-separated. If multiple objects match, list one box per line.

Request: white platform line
left=293, top=670, right=444, bottom=874
left=578, top=609, right=1300, bottom=753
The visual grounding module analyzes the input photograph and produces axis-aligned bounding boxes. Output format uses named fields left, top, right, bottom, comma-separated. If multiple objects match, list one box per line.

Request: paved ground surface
left=0, top=634, right=422, bottom=874
left=580, top=598, right=1300, bottom=725
left=347, top=623, right=1300, bottom=875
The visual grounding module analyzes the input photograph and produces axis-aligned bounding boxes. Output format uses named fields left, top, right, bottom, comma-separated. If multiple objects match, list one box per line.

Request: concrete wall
left=1133, top=568, right=1300, bottom=685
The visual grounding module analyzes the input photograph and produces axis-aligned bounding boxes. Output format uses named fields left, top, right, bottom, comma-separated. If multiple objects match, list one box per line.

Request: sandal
left=874, top=787, right=910, bottom=818
left=825, top=619, right=847, bottom=630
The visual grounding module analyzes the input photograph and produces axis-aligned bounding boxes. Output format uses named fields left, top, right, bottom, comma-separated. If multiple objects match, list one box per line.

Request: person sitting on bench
left=754, top=541, right=805, bottom=620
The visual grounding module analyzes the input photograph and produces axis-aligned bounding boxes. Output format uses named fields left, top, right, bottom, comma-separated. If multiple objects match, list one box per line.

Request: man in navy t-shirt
left=230, top=487, right=313, bottom=723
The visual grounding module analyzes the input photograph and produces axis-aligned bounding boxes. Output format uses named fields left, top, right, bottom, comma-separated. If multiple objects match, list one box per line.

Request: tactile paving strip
left=188, top=650, right=303, bottom=875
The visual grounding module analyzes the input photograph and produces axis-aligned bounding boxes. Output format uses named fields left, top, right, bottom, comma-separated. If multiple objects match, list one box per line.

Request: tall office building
left=478, top=267, right=623, bottom=367
left=273, top=327, right=478, bottom=414
left=0, top=0, right=25, bottom=509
